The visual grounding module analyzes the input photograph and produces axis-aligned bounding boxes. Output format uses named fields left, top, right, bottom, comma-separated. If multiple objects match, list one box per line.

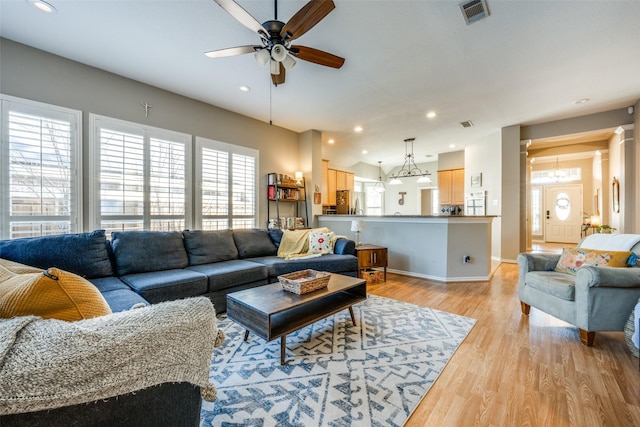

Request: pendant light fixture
left=389, top=138, right=432, bottom=184
left=374, top=161, right=386, bottom=193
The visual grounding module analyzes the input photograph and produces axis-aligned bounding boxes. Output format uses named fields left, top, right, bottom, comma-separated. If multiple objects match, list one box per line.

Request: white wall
left=384, top=161, right=438, bottom=215
left=0, top=39, right=300, bottom=229
left=465, top=132, right=502, bottom=261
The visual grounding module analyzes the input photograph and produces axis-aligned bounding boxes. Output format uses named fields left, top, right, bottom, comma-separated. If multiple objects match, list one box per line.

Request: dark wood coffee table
left=226, top=273, right=367, bottom=365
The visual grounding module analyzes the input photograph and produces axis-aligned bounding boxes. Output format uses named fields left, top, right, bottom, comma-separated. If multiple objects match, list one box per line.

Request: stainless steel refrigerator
left=336, top=190, right=351, bottom=214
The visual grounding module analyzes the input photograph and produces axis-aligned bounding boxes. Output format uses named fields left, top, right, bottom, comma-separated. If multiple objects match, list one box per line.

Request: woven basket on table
left=278, top=270, right=330, bottom=295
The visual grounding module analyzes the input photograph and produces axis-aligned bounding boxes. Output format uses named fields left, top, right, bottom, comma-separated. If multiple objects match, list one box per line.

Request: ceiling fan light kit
left=209, top=0, right=344, bottom=85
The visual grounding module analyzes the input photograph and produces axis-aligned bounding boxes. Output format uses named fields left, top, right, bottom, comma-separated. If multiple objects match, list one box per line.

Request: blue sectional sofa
left=0, top=228, right=358, bottom=313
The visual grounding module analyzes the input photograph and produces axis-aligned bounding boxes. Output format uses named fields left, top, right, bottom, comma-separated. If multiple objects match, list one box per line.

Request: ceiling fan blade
left=290, top=45, right=344, bottom=68
left=272, top=63, right=286, bottom=85
left=280, top=0, right=335, bottom=41
left=214, top=0, right=269, bottom=39
left=204, top=45, right=260, bottom=59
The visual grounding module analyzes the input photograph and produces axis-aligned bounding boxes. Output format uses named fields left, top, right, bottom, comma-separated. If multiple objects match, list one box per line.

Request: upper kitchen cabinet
left=327, top=168, right=337, bottom=205
left=438, top=168, right=464, bottom=205
left=322, top=161, right=355, bottom=206
left=335, top=170, right=355, bottom=191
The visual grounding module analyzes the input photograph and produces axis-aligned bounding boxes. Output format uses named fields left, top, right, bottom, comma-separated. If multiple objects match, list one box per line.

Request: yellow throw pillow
left=554, top=247, right=634, bottom=275
left=0, top=258, right=43, bottom=275
left=0, top=267, right=111, bottom=321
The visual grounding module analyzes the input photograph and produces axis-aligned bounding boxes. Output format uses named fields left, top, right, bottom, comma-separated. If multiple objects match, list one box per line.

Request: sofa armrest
left=574, top=266, right=640, bottom=332
left=517, top=252, right=561, bottom=272
left=517, top=252, right=561, bottom=296
left=576, top=266, right=640, bottom=289
left=334, top=238, right=356, bottom=256
left=0, top=297, right=222, bottom=416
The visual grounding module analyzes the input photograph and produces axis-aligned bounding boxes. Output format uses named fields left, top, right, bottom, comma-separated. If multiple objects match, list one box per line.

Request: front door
left=544, top=184, right=583, bottom=244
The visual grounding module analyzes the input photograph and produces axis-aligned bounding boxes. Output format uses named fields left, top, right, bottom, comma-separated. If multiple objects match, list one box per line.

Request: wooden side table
left=355, top=244, right=388, bottom=281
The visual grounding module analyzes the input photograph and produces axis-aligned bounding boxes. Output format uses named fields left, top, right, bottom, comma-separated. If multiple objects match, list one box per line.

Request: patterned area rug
left=201, top=295, right=476, bottom=427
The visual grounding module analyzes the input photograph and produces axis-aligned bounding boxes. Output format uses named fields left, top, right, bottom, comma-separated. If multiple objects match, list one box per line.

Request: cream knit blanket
left=0, top=297, right=223, bottom=415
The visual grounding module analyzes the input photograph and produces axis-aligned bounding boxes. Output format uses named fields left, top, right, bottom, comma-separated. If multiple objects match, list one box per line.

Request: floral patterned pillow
left=554, top=247, right=634, bottom=275
left=308, top=232, right=335, bottom=254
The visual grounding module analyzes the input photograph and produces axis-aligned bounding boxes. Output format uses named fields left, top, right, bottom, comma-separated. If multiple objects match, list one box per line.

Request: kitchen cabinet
left=327, top=169, right=337, bottom=206
left=322, top=160, right=329, bottom=205
left=438, top=168, right=464, bottom=205
left=322, top=162, right=355, bottom=206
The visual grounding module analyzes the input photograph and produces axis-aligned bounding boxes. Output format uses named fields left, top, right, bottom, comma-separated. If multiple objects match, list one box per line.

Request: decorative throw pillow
left=308, top=231, right=335, bottom=254
left=0, top=267, right=111, bottom=321
left=554, top=247, right=634, bottom=275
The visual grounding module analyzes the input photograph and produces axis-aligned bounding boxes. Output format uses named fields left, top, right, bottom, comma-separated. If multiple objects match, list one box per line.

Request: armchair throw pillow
left=554, top=247, right=634, bottom=275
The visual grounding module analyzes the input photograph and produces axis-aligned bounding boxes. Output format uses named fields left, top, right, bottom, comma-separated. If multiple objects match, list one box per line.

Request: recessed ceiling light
left=354, top=126, right=363, bottom=133
left=238, top=85, right=250, bottom=92
left=328, top=139, right=335, bottom=144
left=575, top=98, right=590, bottom=105
left=362, top=150, right=368, bottom=154
left=426, top=111, right=436, bottom=119
left=28, top=0, right=57, bottom=13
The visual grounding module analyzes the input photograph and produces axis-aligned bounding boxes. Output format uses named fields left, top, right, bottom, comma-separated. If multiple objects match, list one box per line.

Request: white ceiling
left=1, top=0, right=639, bottom=172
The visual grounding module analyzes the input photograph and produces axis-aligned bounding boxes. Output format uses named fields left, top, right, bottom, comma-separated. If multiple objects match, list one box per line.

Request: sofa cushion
left=89, top=276, right=149, bottom=312
left=268, top=228, right=283, bottom=248
left=0, top=267, right=112, bottom=321
left=111, top=231, right=188, bottom=275
left=525, top=271, right=576, bottom=301
left=555, top=247, right=634, bottom=274
left=186, top=260, right=268, bottom=292
left=248, top=254, right=358, bottom=278
left=183, top=229, right=238, bottom=265
left=119, top=269, right=207, bottom=304
left=0, top=230, right=113, bottom=279
left=232, top=229, right=277, bottom=258
left=99, top=288, right=149, bottom=313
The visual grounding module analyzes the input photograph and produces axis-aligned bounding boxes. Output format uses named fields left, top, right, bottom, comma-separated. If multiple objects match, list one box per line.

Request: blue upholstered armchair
left=518, top=234, right=640, bottom=345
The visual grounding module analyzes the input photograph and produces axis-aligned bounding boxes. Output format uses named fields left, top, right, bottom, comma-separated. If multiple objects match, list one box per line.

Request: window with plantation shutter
left=0, top=95, right=82, bottom=239
left=196, top=137, right=258, bottom=230
left=90, top=115, right=191, bottom=235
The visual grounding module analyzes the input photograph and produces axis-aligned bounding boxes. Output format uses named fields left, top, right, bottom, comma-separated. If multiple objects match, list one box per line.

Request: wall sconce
left=351, top=220, right=365, bottom=246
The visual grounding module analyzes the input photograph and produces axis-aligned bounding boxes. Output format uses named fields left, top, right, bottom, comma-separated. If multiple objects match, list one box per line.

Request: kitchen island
left=318, top=215, right=497, bottom=282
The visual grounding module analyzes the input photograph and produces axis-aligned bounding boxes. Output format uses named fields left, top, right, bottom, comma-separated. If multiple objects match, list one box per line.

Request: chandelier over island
left=389, top=138, right=432, bottom=185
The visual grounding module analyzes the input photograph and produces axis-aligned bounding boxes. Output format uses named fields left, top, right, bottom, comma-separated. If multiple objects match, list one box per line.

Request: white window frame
left=0, top=94, right=82, bottom=239
left=195, top=137, right=259, bottom=229
left=88, top=114, right=192, bottom=233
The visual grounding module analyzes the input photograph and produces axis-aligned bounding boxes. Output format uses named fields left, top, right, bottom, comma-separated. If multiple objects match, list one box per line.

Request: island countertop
left=318, top=214, right=497, bottom=218
left=317, top=215, right=496, bottom=282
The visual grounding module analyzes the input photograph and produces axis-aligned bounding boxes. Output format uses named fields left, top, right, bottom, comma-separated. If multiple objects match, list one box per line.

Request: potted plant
left=596, top=224, right=616, bottom=234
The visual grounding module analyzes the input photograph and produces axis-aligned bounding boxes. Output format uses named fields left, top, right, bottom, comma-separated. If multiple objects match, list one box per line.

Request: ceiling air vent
left=460, top=121, right=474, bottom=128
left=460, top=0, right=490, bottom=25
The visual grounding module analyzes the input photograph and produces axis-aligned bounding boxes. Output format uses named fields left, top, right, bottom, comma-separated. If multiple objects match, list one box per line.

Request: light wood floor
left=368, top=263, right=640, bottom=426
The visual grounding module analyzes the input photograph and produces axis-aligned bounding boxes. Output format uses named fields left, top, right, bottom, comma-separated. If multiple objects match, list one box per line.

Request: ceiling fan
left=206, top=0, right=345, bottom=85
